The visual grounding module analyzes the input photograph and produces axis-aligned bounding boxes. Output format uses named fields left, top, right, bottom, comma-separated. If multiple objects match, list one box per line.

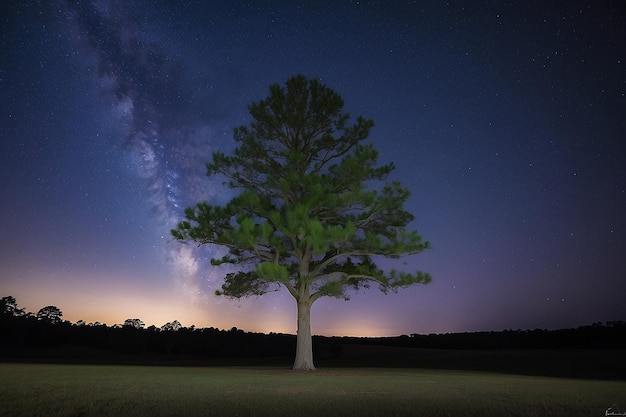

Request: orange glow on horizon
left=2, top=267, right=437, bottom=337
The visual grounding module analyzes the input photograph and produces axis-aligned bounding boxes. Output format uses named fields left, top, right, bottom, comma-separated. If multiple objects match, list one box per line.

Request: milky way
left=55, top=0, right=228, bottom=298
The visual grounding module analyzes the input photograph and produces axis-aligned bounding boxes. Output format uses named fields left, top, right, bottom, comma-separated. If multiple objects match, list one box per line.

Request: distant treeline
left=1, top=296, right=625, bottom=362
left=363, top=322, right=626, bottom=350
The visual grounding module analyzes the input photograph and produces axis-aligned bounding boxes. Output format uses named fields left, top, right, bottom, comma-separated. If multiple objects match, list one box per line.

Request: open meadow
left=1, top=362, right=624, bottom=417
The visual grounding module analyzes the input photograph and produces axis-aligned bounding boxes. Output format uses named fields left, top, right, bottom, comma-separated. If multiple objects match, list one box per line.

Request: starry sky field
left=1, top=1, right=625, bottom=336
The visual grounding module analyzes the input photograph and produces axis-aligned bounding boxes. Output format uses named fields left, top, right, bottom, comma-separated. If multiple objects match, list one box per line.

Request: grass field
left=1, top=363, right=624, bottom=417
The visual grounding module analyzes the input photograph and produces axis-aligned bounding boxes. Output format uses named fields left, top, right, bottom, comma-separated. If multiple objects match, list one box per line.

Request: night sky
left=2, top=1, right=625, bottom=336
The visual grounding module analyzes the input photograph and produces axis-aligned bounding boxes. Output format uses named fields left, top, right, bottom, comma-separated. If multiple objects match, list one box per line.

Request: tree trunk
left=292, top=297, right=315, bottom=370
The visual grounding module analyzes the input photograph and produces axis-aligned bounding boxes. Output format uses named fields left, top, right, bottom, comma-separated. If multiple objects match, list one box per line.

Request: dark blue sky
left=1, top=1, right=624, bottom=336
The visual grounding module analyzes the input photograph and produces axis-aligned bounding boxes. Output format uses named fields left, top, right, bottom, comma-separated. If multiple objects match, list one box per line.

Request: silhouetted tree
left=36, top=306, right=63, bottom=324
left=1, top=296, right=25, bottom=317
left=173, top=75, right=431, bottom=370
left=123, top=318, right=145, bottom=329
left=161, top=320, right=182, bottom=331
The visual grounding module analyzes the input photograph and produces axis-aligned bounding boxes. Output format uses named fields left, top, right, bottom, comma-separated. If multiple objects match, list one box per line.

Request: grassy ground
left=1, top=363, right=624, bottom=417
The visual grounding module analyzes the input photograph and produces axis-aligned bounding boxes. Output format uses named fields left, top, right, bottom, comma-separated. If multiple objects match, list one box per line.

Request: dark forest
left=2, top=295, right=624, bottom=380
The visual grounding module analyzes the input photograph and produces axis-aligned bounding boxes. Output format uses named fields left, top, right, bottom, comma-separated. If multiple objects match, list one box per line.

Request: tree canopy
left=161, top=320, right=183, bottom=331
left=123, top=318, right=146, bottom=329
left=172, top=75, right=431, bottom=369
left=36, top=306, right=63, bottom=324
left=1, top=296, right=25, bottom=317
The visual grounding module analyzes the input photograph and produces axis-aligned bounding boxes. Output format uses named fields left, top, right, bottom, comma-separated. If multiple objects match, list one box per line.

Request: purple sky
left=1, top=1, right=624, bottom=336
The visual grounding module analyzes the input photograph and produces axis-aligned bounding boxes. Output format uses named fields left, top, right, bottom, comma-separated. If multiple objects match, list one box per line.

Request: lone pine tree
left=172, top=75, right=431, bottom=370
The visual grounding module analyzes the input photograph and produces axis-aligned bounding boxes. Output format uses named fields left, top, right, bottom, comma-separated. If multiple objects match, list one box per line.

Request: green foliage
left=172, top=75, right=431, bottom=303
left=256, top=262, right=290, bottom=283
